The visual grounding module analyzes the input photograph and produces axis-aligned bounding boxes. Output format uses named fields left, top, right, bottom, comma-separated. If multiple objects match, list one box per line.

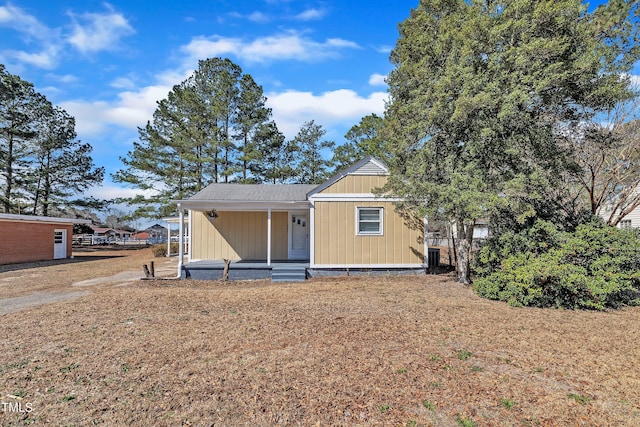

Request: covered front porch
left=173, top=182, right=317, bottom=280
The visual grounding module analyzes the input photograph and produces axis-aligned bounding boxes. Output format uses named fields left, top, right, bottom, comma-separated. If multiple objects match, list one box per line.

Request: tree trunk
left=454, top=219, right=475, bottom=285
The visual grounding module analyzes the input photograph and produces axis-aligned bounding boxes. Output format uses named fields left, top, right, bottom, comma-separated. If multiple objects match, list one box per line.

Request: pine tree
left=291, top=120, right=335, bottom=184
left=235, top=74, right=271, bottom=182
left=250, top=121, right=296, bottom=184
left=0, top=65, right=39, bottom=213
left=332, top=113, right=386, bottom=171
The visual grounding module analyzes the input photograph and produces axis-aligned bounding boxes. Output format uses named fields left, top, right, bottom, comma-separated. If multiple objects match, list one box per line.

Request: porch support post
left=178, top=204, right=185, bottom=277
left=309, top=201, right=315, bottom=266
left=166, top=220, right=171, bottom=257
left=267, top=208, right=272, bottom=266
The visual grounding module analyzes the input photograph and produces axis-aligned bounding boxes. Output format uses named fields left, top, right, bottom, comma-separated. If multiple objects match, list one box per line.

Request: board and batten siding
left=313, top=200, right=424, bottom=265
left=319, top=174, right=388, bottom=194
left=191, top=211, right=288, bottom=260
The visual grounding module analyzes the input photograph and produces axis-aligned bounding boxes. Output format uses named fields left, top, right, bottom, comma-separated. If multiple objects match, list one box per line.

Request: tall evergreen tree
left=383, top=0, right=639, bottom=284
left=250, top=121, right=296, bottom=184
left=29, top=104, right=104, bottom=216
left=332, top=113, right=387, bottom=171
left=235, top=74, right=271, bottom=182
left=1, top=65, right=103, bottom=215
left=114, top=57, right=267, bottom=216
left=291, top=120, right=335, bottom=184
left=0, top=65, right=39, bottom=213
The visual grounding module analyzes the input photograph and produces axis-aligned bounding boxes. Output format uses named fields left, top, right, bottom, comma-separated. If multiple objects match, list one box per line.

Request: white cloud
left=46, top=73, right=79, bottom=84
left=110, top=76, right=136, bottom=90
left=0, top=4, right=61, bottom=69
left=59, top=84, right=169, bottom=136
left=0, top=3, right=52, bottom=38
left=266, top=89, right=387, bottom=138
left=85, top=183, right=157, bottom=202
left=248, top=11, right=270, bottom=23
left=181, top=31, right=359, bottom=64
left=294, top=8, right=326, bottom=21
left=67, top=4, right=135, bottom=53
left=10, top=47, right=60, bottom=69
left=369, top=73, right=387, bottom=86
left=0, top=3, right=134, bottom=69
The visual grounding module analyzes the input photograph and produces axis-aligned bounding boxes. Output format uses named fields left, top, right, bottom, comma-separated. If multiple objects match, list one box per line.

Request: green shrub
left=152, top=243, right=179, bottom=257
left=473, top=218, right=640, bottom=310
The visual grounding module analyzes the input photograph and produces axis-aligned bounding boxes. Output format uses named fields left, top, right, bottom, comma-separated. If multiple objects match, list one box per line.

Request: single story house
left=174, top=157, right=431, bottom=280
left=0, top=213, right=91, bottom=265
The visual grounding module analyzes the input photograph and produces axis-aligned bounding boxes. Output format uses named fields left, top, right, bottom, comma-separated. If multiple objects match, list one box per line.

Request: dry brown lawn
left=1, top=249, right=639, bottom=426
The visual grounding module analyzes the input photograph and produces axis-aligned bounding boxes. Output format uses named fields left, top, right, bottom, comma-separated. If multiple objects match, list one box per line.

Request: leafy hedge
left=473, top=218, right=640, bottom=310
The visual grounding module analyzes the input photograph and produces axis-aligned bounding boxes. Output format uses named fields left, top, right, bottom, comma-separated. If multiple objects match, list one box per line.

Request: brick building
left=0, top=213, right=91, bottom=265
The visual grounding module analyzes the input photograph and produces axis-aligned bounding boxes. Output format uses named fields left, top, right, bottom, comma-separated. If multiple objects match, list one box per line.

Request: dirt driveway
left=0, top=247, right=177, bottom=315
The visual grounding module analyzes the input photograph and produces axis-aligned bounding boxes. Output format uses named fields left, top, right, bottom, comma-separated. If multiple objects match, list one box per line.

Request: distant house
left=173, top=157, right=429, bottom=280
left=131, top=231, right=151, bottom=240
left=0, top=213, right=91, bottom=264
left=598, top=195, right=640, bottom=229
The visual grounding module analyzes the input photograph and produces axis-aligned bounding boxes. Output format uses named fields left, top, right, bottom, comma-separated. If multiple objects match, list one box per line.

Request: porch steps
left=271, top=265, right=307, bottom=282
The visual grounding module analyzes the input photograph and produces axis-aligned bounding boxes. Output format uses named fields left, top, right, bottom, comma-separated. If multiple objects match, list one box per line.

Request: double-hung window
left=357, top=207, right=383, bottom=235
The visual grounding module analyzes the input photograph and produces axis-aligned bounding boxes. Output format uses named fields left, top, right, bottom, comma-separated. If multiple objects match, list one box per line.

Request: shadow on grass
left=0, top=255, right=126, bottom=273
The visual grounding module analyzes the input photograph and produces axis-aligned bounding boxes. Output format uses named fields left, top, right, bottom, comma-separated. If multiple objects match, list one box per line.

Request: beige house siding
left=319, top=175, right=388, bottom=194
left=314, top=201, right=423, bottom=265
left=191, top=211, right=288, bottom=260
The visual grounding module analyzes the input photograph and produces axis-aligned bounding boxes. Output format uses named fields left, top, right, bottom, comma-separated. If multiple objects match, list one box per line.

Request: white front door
left=53, top=229, right=67, bottom=259
left=288, top=212, right=309, bottom=260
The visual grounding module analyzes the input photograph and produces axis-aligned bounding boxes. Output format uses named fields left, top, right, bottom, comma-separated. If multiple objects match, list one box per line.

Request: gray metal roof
left=188, top=183, right=318, bottom=202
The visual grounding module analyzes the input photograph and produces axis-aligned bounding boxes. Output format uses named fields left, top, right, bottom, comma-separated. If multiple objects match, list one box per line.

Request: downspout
left=267, top=208, right=272, bottom=266
left=423, top=216, right=429, bottom=270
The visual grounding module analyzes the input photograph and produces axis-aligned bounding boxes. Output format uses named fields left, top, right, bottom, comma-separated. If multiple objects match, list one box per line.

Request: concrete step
left=271, top=267, right=307, bottom=282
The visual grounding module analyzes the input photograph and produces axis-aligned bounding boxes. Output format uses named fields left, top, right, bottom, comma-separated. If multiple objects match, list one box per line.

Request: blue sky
left=0, top=0, right=636, bottom=221
left=0, top=0, right=418, bottom=206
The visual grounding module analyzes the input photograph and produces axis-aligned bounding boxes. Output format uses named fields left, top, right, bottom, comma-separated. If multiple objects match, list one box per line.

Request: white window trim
left=619, top=219, right=632, bottom=229
left=356, top=207, right=383, bottom=236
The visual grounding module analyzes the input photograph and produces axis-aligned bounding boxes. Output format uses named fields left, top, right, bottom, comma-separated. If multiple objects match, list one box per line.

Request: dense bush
left=473, top=218, right=640, bottom=310
left=152, top=243, right=179, bottom=257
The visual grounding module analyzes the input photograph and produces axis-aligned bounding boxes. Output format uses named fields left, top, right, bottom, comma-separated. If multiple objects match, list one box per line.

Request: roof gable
left=307, top=156, right=389, bottom=197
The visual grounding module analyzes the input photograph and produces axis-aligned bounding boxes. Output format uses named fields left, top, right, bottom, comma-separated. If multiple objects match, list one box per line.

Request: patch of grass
left=22, top=415, right=42, bottom=425
left=379, top=404, right=390, bottom=413
left=61, top=395, right=76, bottom=402
left=60, top=363, right=80, bottom=373
left=457, top=349, right=473, bottom=360
left=568, top=393, right=592, bottom=405
left=500, top=398, right=516, bottom=409
left=429, top=381, right=442, bottom=388
left=423, top=400, right=436, bottom=411
left=533, top=367, right=544, bottom=372
left=456, top=415, right=477, bottom=427
left=406, top=420, right=417, bottom=427
left=429, top=354, right=442, bottom=362
left=397, top=367, right=408, bottom=374
left=0, top=359, right=29, bottom=374
left=471, top=365, right=483, bottom=372
left=121, top=364, right=130, bottom=373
